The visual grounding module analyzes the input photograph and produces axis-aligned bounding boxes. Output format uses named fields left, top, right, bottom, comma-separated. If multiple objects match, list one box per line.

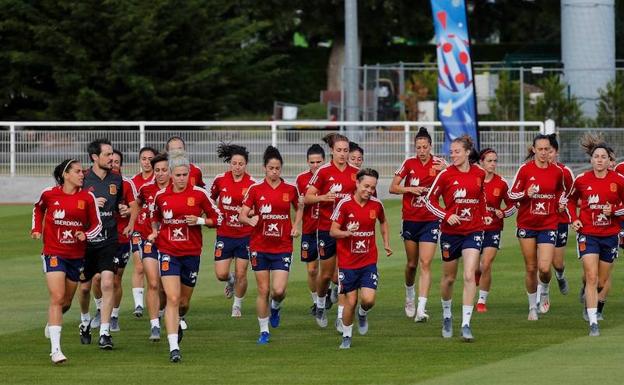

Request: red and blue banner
left=430, top=0, right=479, bottom=152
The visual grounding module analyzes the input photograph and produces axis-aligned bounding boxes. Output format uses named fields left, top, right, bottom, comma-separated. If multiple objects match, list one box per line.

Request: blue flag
left=430, top=0, right=479, bottom=153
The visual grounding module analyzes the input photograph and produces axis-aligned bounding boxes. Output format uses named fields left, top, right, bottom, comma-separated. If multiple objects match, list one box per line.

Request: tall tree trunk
left=326, top=37, right=345, bottom=91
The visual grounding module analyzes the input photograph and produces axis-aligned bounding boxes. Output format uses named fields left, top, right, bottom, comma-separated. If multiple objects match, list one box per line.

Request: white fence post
left=404, top=123, right=410, bottom=160
left=9, top=123, right=15, bottom=177
left=271, top=122, right=277, bottom=148
left=139, top=122, right=146, bottom=149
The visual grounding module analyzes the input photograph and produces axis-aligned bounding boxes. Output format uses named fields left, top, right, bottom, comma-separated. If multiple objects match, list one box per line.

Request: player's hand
left=384, top=245, right=393, bottom=257
left=75, top=231, right=86, bottom=241
left=494, top=209, right=504, bottom=219
left=118, top=204, right=130, bottom=217
left=572, top=220, right=583, bottom=231
left=122, top=225, right=133, bottom=237
left=484, top=216, right=493, bottom=225
left=290, top=228, right=300, bottom=238
left=95, top=197, right=107, bottom=208
left=322, top=192, right=337, bottom=202
left=31, top=232, right=41, bottom=240
left=527, top=185, right=538, bottom=198
left=432, top=157, right=448, bottom=171
left=247, top=215, right=259, bottom=227
left=604, top=203, right=612, bottom=216
left=446, top=214, right=461, bottom=226
left=185, top=215, right=199, bottom=225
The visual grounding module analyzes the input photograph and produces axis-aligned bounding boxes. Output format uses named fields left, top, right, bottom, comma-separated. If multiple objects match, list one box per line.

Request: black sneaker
left=98, top=334, right=113, bottom=350
left=177, top=323, right=183, bottom=343
left=309, top=303, right=317, bottom=316
left=170, top=349, right=181, bottom=363
left=324, top=293, right=333, bottom=310
left=79, top=323, right=91, bottom=345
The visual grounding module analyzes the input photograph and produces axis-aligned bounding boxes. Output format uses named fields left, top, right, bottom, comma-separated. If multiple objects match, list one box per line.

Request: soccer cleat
left=415, top=310, right=429, bottom=323
left=335, top=318, right=344, bottom=334
left=528, top=307, right=539, bottom=321
left=582, top=307, right=589, bottom=322
left=257, top=331, right=270, bottom=345
left=169, top=349, right=181, bottom=363
left=461, top=325, right=474, bottom=342
left=404, top=299, right=416, bottom=318
left=224, top=279, right=235, bottom=299
left=589, top=323, right=600, bottom=337
left=357, top=313, right=368, bottom=335
left=110, top=316, right=120, bottom=332
left=98, top=334, right=113, bottom=350
left=79, top=322, right=92, bottom=345
left=324, top=293, right=333, bottom=310
left=597, top=312, right=604, bottom=321
left=309, top=303, right=317, bottom=316
left=269, top=307, right=281, bottom=328
left=44, top=323, right=50, bottom=339
left=90, top=309, right=101, bottom=329
left=476, top=303, right=488, bottom=313
left=50, top=350, right=67, bottom=364
left=149, top=326, right=160, bottom=341
left=330, top=285, right=339, bottom=305
left=231, top=306, right=242, bottom=318
left=339, top=336, right=352, bottom=349
left=315, top=307, right=328, bottom=328
left=538, top=293, right=550, bottom=314
left=442, top=317, right=453, bottom=338
left=133, top=305, right=144, bottom=318
left=179, top=317, right=188, bottom=330
left=178, top=324, right=184, bottom=343
left=557, top=276, right=569, bottom=295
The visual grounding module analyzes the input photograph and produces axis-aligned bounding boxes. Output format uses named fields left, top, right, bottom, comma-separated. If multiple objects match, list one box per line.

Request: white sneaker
left=50, top=350, right=67, bottom=364
left=528, top=307, right=539, bottom=321
left=330, top=285, right=339, bottom=304
left=231, top=306, right=242, bottom=318
left=404, top=299, right=416, bottom=318
left=179, top=317, right=188, bottom=330
left=335, top=318, right=344, bottom=334
left=415, top=310, right=429, bottom=323
left=538, top=293, right=550, bottom=314
left=44, top=323, right=50, bottom=339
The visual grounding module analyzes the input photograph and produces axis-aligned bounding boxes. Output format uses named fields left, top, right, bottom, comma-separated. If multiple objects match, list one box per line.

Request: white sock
left=270, top=298, right=282, bottom=310
left=228, top=272, right=235, bottom=285
left=358, top=306, right=368, bottom=317
left=462, top=305, right=474, bottom=327
left=258, top=317, right=270, bottom=333
left=49, top=325, right=62, bottom=353
left=441, top=299, right=452, bottom=319
left=80, top=312, right=91, bottom=324
left=150, top=318, right=160, bottom=328
left=310, top=292, right=318, bottom=304
left=100, top=323, right=110, bottom=336
left=528, top=292, right=538, bottom=309
left=478, top=290, right=489, bottom=304
left=317, top=296, right=326, bottom=309
left=417, top=297, right=428, bottom=313
left=405, top=284, right=416, bottom=300
left=538, top=279, right=550, bottom=295
left=233, top=296, right=243, bottom=308
left=94, top=297, right=102, bottom=310
left=158, top=309, right=165, bottom=318
left=587, top=307, right=598, bottom=324
left=132, top=288, right=144, bottom=308
left=342, top=323, right=353, bottom=338
left=337, top=305, right=344, bottom=319
left=111, top=307, right=120, bottom=318
left=167, top=334, right=179, bottom=352
left=555, top=268, right=566, bottom=280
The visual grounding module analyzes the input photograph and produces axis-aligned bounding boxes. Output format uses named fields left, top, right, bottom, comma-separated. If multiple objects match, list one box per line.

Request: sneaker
left=179, top=317, right=188, bottom=330
left=589, top=323, right=600, bottom=337
left=315, top=307, right=328, bottom=328
left=50, top=350, right=67, bottom=364
left=582, top=307, right=589, bottom=322
left=224, top=279, right=235, bottom=299
left=149, top=326, right=160, bottom=341
left=44, top=323, right=50, bottom=339
left=79, top=322, right=91, bottom=345
left=557, top=276, right=569, bottom=295
left=90, top=309, right=101, bottom=329
left=597, top=312, right=604, bottom=321
left=133, top=305, right=144, bottom=318
left=476, top=303, right=487, bottom=313
left=98, top=334, right=113, bottom=350
left=538, top=293, right=550, bottom=314
left=257, top=331, right=270, bottom=344
left=528, top=307, right=539, bottom=321
left=461, top=325, right=474, bottom=342
left=110, top=316, right=120, bottom=332
left=269, top=307, right=281, bottom=328
left=309, top=303, right=317, bottom=316
left=357, top=312, right=368, bottom=335
left=231, top=306, right=242, bottom=318
left=415, top=310, right=429, bottom=323
left=178, top=323, right=183, bottom=343
left=324, top=293, right=333, bottom=310
left=169, top=349, right=181, bottom=363
left=442, top=317, right=453, bottom=338
left=335, top=318, right=344, bottom=334
left=339, top=336, right=352, bottom=349
left=330, top=285, right=339, bottom=304
left=404, top=299, right=416, bottom=318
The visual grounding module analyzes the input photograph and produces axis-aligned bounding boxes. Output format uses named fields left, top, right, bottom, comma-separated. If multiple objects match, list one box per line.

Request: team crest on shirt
left=351, top=173, right=356, bottom=181
left=611, top=183, right=618, bottom=192
left=283, top=193, right=290, bottom=202
left=187, top=197, right=195, bottom=206
left=369, top=210, right=377, bottom=219
left=77, top=200, right=85, bottom=210
left=429, top=168, right=436, bottom=176
left=109, top=184, right=117, bottom=195
left=493, top=188, right=501, bottom=197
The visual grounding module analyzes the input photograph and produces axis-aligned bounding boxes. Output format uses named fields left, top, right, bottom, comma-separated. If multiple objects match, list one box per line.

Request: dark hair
left=415, top=127, right=432, bottom=144
left=349, top=141, right=364, bottom=155
left=87, top=138, right=112, bottom=162
left=306, top=144, right=325, bottom=159
left=468, top=149, right=480, bottom=164
left=547, top=133, right=559, bottom=151
left=53, top=159, right=79, bottom=185
left=113, top=149, right=123, bottom=166
left=150, top=153, right=169, bottom=168
left=581, top=132, right=615, bottom=161
left=165, top=136, right=185, bottom=152
left=479, top=147, right=497, bottom=161
left=139, top=146, right=158, bottom=158
left=263, top=145, right=283, bottom=166
left=217, top=142, right=249, bottom=163
left=322, top=133, right=349, bottom=149
left=525, top=134, right=552, bottom=161
left=356, top=168, right=379, bottom=181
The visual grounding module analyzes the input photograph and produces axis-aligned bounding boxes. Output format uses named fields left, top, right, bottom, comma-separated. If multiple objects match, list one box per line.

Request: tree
left=526, top=75, right=586, bottom=127
left=595, top=75, right=624, bottom=127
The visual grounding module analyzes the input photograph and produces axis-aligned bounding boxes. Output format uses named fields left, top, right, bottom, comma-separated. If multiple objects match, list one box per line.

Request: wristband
left=196, top=217, right=206, bottom=226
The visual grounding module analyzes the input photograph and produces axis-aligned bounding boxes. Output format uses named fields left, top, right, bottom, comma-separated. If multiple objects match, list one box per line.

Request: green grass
left=1, top=202, right=623, bottom=384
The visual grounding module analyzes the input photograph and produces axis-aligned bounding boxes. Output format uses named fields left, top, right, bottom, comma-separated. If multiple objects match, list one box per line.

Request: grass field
left=1, top=202, right=624, bottom=384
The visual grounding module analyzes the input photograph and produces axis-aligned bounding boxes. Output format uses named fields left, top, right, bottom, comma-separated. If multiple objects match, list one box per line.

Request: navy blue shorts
left=401, top=220, right=440, bottom=243
left=338, top=264, right=378, bottom=294
left=159, top=254, right=201, bottom=287
left=131, top=232, right=142, bottom=254
left=114, top=242, right=131, bottom=269
left=42, top=255, right=85, bottom=282
left=516, top=228, right=557, bottom=245
left=556, top=223, right=569, bottom=248
left=481, top=231, right=502, bottom=250
left=577, top=234, right=619, bottom=263
left=440, top=232, right=484, bottom=262
left=250, top=251, right=292, bottom=272
left=214, top=235, right=250, bottom=261
left=138, top=240, right=159, bottom=261
left=300, top=232, right=319, bottom=263
left=317, top=231, right=337, bottom=260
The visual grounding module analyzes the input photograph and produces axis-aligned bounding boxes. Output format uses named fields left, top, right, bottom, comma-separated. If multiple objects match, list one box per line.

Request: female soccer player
left=475, top=148, right=516, bottom=312
left=305, top=133, right=358, bottom=328
left=509, top=134, right=565, bottom=320
left=425, top=135, right=491, bottom=342
left=567, top=134, right=624, bottom=336
left=239, top=146, right=303, bottom=344
left=295, top=144, right=325, bottom=314
left=32, top=159, right=102, bottom=363
left=348, top=142, right=364, bottom=168
left=390, top=127, right=444, bottom=322
left=148, top=151, right=221, bottom=362
left=210, top=143, right=255, bottom=317
left=331, top=168, right=392, bottom=349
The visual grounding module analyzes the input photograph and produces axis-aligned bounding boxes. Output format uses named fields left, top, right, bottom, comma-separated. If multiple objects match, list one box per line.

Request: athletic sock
left=94, top=297, right=102, bottom=310
left=477, top=290, right=489, bottom=304
left=111, top=307, right=120, bottom=318
left=337, top=305, right=344, bottom=319
left=80, top=312, right=91, bottom=324
left=587, top=307, right=598, bottom=324
left=132, top=288, right=144, bottom=308
left=317, top=296, right=326, bottom=310
left=150, top=318, right=160, bottom=328
left=555, top=267, right=566, bottom=280
left=441, top=299, right=452, bottom=319
left=233, top=296, right=243, bottom=308
left=227, top=272, right=235, bottom=285
left=417, top=297, right=428, bottom=313
left=538, top=278, right=550, bottom=295
left=528, top=292, right=538, bottom=309
left=258, top=317, right=270, bottom=333
left=405, top=284, right=416, bottom=300
left=49, top=325, right=62, bottom=353
left=270, top=298, right=282, bottom=310
left=358, top=306, right=368, bottom=317
left=167, top=334, right=179, bottom=352
left=158, top=309, right=165, bottom=318
left=342, top=323, right=353, bottom=338
left=100, top=323, right=110, bottom=336
left=310, top=292, right=318, bottom=304
left=461, top=305, right=474, bottom=327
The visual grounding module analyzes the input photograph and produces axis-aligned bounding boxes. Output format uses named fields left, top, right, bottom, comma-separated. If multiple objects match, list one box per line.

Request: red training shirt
left=210, top=171, right=255, bottom=238
left=308, top=162, right=358, bottom=231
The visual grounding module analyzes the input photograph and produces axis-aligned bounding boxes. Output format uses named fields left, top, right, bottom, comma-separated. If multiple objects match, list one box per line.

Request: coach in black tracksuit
left=78, top=138, right=123, bottom=350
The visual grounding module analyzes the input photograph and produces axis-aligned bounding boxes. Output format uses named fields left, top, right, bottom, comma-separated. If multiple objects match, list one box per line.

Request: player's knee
left=585, top=273, right=598, bottom=287
left=147, top=280, right=159, bottom=292
left=215, top=270, right=229, bottom=282
left=463, top=271, right=475, bottom=285
left=406, top=261, right=418, bottom=271
left=49, top=292, right=64, bottom=306
left=235, top=271, right=247, bottom=284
